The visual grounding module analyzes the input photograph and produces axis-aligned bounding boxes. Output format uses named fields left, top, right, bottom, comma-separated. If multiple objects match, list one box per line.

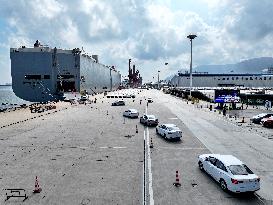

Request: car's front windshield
left=228, top=164, right=254, bottom=175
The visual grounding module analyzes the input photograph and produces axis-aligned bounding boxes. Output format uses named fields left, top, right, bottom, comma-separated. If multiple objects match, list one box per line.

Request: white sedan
left=123, top=109, right=139, bottom=118
left=198, top=154, right=260, bottom=193
left=156, top=124, right=182, bottom=140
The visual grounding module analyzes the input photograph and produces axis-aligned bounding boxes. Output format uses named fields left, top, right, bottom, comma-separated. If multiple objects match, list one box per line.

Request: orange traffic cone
left=33, top=176, right=42, bottom=193
left=173, top=170, right=181, bottom=187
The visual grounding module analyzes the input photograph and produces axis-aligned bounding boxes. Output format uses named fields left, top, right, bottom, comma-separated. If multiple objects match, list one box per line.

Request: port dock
left=0, top=89, right=272, bottom=204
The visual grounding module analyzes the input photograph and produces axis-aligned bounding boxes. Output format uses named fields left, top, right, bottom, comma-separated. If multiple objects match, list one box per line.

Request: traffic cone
left=136, top=125, right=138, bottom=133
left=173, top=170, right=181, bottom=187
left=150, top=137, right=154, bottom=148
left=33, top=176, right=42, bottom=193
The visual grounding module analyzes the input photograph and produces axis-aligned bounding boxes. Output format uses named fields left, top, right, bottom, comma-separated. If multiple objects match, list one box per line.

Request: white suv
left=198, top=154, right=260, bottom=193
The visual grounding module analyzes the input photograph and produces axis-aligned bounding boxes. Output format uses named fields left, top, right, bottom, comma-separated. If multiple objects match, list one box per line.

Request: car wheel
left=220, top=179, right=227, bottom=191
left=198, top=161, right=204, bottom=171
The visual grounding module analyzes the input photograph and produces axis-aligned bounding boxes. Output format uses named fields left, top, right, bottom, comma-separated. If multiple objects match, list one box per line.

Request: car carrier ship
left=10, top=40, right=121, bottom=102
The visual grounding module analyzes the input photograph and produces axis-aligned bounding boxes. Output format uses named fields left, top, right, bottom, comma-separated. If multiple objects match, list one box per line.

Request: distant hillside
left=194, top=57, right=273, bottom=74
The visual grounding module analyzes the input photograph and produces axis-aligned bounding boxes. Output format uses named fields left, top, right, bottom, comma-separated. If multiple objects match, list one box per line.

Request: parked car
left=123, top=109, right=139, bottom=118
left=156, top=124, right=182, bottom=140
left=112, top=100, right=125, bottom=106
left=251, top=113, right=273, bottom=124
left=198, top=154, right=260, bottom=193
left=80, top=95, right=88, bottom=101
left=147, top=98, right=153, bottom=103
left=140, top=114, right=158, bottom=126
left=261, top=117, right=273, bottom=128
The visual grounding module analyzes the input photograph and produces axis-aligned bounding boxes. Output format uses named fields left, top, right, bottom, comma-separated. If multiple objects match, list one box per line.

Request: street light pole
left=157, top=70, right=160, bottom=90
left=187, top=34, right=197, bottom=100
left=110, top=67, right=113, bottom=91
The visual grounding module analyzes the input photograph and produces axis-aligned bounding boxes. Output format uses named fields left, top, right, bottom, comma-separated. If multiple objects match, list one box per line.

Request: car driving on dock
left=198, top=154, right=260, bottom=193
left=123, top=109, right=139, bottom=118
left=156, top=124, right=182, bottom=140
left=140, top=114, right=158, bottom=126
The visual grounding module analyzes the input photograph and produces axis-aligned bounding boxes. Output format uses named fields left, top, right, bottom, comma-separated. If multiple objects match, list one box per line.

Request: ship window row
left=57, top=75, right=74, bottom=79
left=25, top=75, right=50, bottom=80
left=212, top=77, right=271, bottom=80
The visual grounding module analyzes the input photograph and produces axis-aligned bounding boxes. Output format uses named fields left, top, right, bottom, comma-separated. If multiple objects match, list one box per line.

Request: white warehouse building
left=170, top=72, right=273, bottom=88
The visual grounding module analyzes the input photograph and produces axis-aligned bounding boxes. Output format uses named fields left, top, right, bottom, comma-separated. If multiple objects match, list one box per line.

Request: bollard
left=242, top=117, right=245, bottom=123
left=136, top=125, right=138, bottom=133
left=123, top=117, right=125, bottom=124
left=107, top=110, right=108, bottom=115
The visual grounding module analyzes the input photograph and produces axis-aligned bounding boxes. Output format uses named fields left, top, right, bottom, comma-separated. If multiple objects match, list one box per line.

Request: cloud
left=224, top=1, right=273, bottom=41
left=1, top=0, right=273, bottom=84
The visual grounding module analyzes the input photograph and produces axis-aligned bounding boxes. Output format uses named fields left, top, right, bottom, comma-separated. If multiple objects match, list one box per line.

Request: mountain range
left=193, top=57, right=273, bottom=74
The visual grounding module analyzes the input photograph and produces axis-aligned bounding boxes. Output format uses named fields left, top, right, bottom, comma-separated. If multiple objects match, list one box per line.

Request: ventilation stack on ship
left=10, top=40, right=121, bottom=102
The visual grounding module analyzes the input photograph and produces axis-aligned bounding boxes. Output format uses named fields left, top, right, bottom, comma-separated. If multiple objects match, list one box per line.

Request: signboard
left=214, top=89, right=240, bottom=103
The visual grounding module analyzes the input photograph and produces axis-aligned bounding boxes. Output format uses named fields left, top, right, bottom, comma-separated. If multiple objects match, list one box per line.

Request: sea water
left=0, top=86, right=29, bottom=109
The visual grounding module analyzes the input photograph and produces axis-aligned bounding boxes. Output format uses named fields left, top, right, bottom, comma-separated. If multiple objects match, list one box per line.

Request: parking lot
left=0, top=89, right=271, bottom=204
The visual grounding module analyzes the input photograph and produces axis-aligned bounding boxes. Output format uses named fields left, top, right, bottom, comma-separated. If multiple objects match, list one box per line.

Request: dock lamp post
left=157, top=70, right=160, bottom=90
left=187, top=34, right=197, bottom=100
left=110, top=66, right=113, bottom=91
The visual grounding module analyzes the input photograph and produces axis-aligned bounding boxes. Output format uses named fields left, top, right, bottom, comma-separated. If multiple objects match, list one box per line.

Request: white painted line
left=143, top=130, right=146, bottom=205
left=146, top=127, right=154, bottom=205
left=79, top=146, right=89, bottom=149
left=99, top=146, right=126, bottom=149
left=158, top=147, right=208, bottom=150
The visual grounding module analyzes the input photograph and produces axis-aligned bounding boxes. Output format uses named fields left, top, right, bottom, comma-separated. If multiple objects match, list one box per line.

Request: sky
left=1, top=0, right=273, bottom=84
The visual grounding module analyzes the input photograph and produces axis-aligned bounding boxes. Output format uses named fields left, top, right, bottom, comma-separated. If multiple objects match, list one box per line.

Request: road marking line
left=145, top=103, right=154, bottom=205
left=143, top=130, right=146, bottom=205
left=99, top=146, right=126, bottom=149
left=146, top=127, right=154, bottom=205
left=158, top=147, right=207, bottom=150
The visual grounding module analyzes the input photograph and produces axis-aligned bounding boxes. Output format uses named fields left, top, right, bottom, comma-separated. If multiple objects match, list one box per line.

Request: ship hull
left=10, top=46, right=121, bottom=102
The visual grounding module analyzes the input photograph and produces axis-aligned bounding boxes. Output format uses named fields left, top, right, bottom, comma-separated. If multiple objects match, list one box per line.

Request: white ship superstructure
left=170, top=72, right=273, bottom=88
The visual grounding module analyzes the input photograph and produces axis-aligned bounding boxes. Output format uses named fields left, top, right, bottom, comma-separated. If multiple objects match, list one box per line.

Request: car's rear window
left=228, top=164, right=254, bottom=175
left=130, top=109, right=137, bottom=113
left=168, top=126, right=179, bottom=131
